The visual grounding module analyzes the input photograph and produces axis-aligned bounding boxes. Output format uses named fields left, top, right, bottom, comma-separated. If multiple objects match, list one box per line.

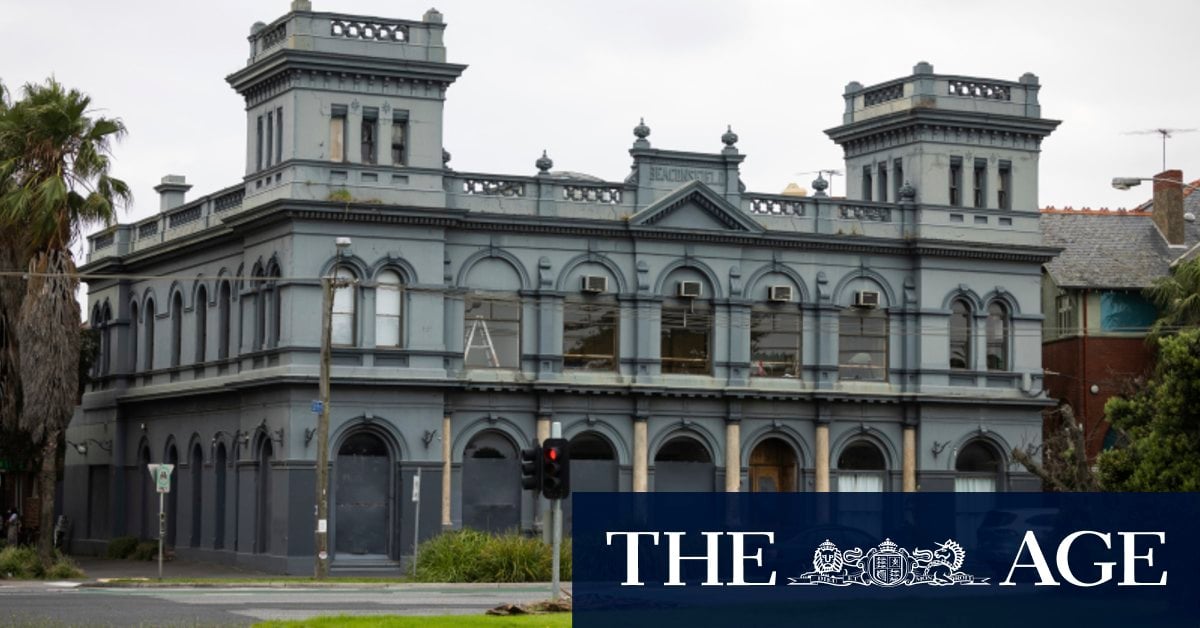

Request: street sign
left=311, top=400, right=324, bottom=414
left=412, top=473, right=421, bottom=503
left=148, top=463, right=174, bottom=493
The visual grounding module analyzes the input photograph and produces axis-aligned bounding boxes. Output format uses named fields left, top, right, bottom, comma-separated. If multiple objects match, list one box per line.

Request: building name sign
left=649, top=165, right=725, bottom=186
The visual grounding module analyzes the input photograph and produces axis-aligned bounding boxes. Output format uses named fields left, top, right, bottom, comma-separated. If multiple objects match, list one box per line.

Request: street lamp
left=1111, top=176, right=1200, bottom=193
left=314, top=236, right=352, bottom=579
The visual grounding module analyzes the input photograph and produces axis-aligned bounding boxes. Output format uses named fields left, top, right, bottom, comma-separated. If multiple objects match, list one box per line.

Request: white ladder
left=463, top=315, right=500, bottom=367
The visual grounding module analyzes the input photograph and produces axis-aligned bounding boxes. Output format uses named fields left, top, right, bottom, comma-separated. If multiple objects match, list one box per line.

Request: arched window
left=375, top=270, right=403, bottom=348
left=986, top=302, right=1009, bottom=371
left=195, top=285, right=208, bottom=363
left=144, top=299, right=156, bottom=371
left=170, top=292, right=183, bottom=367
left=100, top=303, right=112, bottom=376
left=837, top=441, right=885, bottom=492
left=129, top=302, right=139, bottom=372
left=332, top=267, right=357, bottom=346
left=218, top=281, right=232, bottom=360
left=949, top=299, right=971, bottom=370
left=253, top=267, right=266, bottom=351
left=269, top=268, right=281, bottom=348
left=955, top=440, right=1002, bottom=492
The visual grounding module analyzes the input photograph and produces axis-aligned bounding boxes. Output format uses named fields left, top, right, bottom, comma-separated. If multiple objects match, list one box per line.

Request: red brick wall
left=1043, top=336, right=1155, bottom=459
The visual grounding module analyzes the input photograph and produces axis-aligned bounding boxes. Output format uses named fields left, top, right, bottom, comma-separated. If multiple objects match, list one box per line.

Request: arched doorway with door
left=255, top=437, right=274, bottom=555
left=165, top=443, right=179, bottom=547
left=462, top=430, right=520, bottom=533
left=190, top=443, right=203, bottom=547
left=564, top=432, right=618, bottom=533
left=955, top=440, right=1004, bottom=492
left=749, top=437, right=801, bottom=492
left=654, top=436, right=715, bottom=492
left=334, top=430, right=395, bottom=560
left=213, top=442, right=227, bottom=550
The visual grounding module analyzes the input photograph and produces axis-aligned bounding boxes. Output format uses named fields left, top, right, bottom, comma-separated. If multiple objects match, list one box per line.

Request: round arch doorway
left=749, top=437, right=800, bottom=492
left=334, top=432, right=394, bottom=558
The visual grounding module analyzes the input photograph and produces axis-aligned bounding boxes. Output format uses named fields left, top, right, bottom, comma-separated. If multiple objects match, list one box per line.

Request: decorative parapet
left=167, top=205, right=203, bottom=229
left=839, top=63, right=1043, bottom=125
left=86, top=183, right=246, bottom=263
left=562, top=184, right=623, bottom=204
left=862, top=80, right=905, bottom=107
left=329, top=17, right=408, bottom=42
left=747, top=194, right=808, bottom=216
left=947, top=78, right=1011, bottom=101
left=91, top=231, right=115, bottom=251
left=839, top=203, right=893, bottom=222
left=213, top=188, right=245, bottom=213
left=137, top=221, right=160, bottom=239
left=462, top=177, right=526, bottom=197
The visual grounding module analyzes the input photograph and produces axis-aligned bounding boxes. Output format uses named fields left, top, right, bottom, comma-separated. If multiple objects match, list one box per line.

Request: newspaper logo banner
left=789, top=538, right=986, bottom=587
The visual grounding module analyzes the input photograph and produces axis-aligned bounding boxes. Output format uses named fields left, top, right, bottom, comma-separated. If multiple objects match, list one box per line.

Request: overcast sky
left=3, top=0, right=1199, bottom=240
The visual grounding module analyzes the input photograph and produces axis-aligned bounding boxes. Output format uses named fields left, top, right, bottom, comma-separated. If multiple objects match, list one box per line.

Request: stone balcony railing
left=246, top=7, right=448, bottom=65
left=87, top=184, right=246, bottom=263
left=842, top=61, right=1043, bottom=124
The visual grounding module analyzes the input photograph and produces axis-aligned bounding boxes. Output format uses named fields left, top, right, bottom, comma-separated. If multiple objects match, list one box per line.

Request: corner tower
left=826, top=62, right=1059, bottom=213
left=226, top=1, right=467, bottom=209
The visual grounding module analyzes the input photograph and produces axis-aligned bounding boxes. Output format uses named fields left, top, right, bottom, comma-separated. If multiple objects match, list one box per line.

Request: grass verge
left=254, top=615, right=570, bottom=628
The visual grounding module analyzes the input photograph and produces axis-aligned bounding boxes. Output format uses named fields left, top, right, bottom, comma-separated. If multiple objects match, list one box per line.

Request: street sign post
left=147, top=464, right=173, bottom=581
left=412, top=469, right=422, bottom=576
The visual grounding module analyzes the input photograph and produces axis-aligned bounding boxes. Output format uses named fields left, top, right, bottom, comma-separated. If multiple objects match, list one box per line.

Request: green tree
left=1146, top=256, right=1200, bottom=339
left=0, top=79, right=130, bottom=563
left=1097, top=329, right=1200, bottom=491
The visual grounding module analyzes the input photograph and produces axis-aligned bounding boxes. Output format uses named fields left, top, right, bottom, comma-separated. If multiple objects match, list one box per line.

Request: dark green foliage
left=130, top=541, right=158, bottom=561
left=0, top=545, right=43, bottom=578
left=105, top=536, right=139, bottom=559
left=1098, top=329, right=1200, bottom=490
left=413, top=530, right=571, bottom=583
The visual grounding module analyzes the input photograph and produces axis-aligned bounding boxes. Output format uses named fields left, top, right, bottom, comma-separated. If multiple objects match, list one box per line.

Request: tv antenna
left=797, top=169, right=843, bottom=195
left=1124, top=128, right=1196, bottom=171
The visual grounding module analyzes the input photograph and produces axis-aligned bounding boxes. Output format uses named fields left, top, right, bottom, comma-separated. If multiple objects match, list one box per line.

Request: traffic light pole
left=550, top=421, right=563, bottom=601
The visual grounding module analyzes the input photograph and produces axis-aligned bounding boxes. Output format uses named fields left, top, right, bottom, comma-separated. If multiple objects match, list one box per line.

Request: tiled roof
left=1041, top=207, right=1200, bottom=289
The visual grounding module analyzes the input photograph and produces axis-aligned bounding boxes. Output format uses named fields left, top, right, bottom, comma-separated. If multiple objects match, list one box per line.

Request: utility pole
left=314, top=273, right=333, bottom=579
left=315, top=237, right=350, bottom=579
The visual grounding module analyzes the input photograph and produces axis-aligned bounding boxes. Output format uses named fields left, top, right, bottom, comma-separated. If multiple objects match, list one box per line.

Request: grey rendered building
left=67, top=2, right=1058, bottom=572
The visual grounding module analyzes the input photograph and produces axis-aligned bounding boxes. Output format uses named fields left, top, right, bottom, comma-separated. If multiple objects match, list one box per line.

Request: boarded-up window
left=330, top=108, right=346, bottom=163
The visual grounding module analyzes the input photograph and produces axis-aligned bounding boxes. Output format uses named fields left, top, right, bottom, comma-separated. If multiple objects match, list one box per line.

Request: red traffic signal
left=541, top=438, right=570, bottom=500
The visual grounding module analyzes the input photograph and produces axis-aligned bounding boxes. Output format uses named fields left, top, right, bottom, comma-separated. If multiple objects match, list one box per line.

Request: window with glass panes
left=375, top=270, right=403, bottom=348
left=949, top=299, right=971, bottom=370
left=563, top=296, right=618, bottom=371
left=838, top=308, right=888, bottom=381
left=331, top=268, right=356, bottom=346
left=986, top=302, right=1009, bottom=371
left=751, top=308, right=801, bottom=378
left=464, top=295, right=520, bottom=369
left=661, top=299, right=711, bottom=375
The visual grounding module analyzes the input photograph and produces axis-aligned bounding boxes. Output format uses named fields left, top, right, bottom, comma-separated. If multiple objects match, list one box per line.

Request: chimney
left=1152, top=169, right=1185, bottom=245
left=155, top=175, right=192, bottom=212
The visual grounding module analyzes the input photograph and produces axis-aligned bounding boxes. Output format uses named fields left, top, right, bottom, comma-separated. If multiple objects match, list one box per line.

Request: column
left=440, top=413, right=452, bottom=530
left=815, top=423, right=830, bottom=493
left=902, top=425, right=916, bottom=492
left=725, top=421, right=741, bottom=492
left=633, top=417, right=648, bottom=492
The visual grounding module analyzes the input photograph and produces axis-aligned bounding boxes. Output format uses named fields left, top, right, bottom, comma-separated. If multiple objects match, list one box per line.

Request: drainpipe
left=1079, top=289, right=1089, bottom=450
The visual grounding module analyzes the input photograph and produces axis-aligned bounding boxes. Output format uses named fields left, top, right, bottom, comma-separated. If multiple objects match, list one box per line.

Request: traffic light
left=541, top=438, right=570, bottom=499
left=520, top=446, right=542, bottom=492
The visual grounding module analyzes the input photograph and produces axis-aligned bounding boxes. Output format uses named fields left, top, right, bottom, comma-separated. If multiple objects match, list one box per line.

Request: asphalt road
left=0, top=581, right=563, bottom=626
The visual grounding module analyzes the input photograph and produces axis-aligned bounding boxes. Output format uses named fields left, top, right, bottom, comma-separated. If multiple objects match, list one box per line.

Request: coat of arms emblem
left=788, top=538, right=988, bottom=587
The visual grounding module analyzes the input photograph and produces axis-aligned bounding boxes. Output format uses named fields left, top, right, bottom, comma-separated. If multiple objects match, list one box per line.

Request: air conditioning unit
left=677, top=281, right=703, bottom=298
left=581, top=275, right=608, bottom=293
left=768, top=285, right=793, bottom=302
left=854, top=290, right=881, bottom=308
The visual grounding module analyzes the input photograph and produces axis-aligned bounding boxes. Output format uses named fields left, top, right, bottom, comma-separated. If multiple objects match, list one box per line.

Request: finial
left=423, top=7, right=444, bottom=23
left=721, top=124, right=738, bottom=147
left=633, top=118, right=650, bottom=140
left=442, top=148, right=452, bottom=167
left=899, top=180, right=916, bottom=201
left=536, top=150, right=553, bottom=174
left=811, top=174, right=829, bottom=197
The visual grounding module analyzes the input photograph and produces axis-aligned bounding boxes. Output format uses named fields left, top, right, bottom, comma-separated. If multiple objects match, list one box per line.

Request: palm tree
left=0, top=79, right=130, bottom=563
left=1146, top=257, right=1200, bottom=339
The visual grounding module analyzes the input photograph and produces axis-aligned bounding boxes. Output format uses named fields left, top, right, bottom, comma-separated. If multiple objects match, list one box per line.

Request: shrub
left=106, top=536, right=139, bottom=559
left=0, top=546, right=44, bottom=579
left=414, top=530, right=572, bottom=583
left=130, top=541, right=158, bottom=561
left=46, top=555, right=84, bottom=579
